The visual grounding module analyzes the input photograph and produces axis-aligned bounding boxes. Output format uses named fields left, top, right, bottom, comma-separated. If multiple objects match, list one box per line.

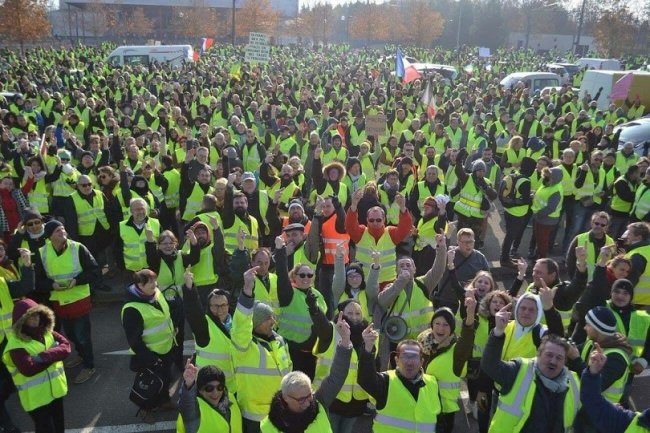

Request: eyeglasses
left=287, top=393, right=313, bottom=404
left=367, top=218, right=383, bottom=223
left=25, top=220, right=42, bottom=227
left=202, top=383, right=224, bottom=393
left=297, top=272, right=314, bottom=279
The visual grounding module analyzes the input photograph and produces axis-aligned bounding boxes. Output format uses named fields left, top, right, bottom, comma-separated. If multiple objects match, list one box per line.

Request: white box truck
left=579, top=70, right=650, bottom=110
left=577, top=58, right=621, bottom=71
left=106, top=45, right=194, bottom=67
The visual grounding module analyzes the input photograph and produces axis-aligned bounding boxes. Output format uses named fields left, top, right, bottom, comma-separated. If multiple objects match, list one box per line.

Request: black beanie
left=196, top=365, right=225, bottom=390
left=612, top=279, right=634, bottom=298
left=22, top=207, right=43, bottom=224
left=43, top=219, right=63, bottom=239
left=431, top=307, right=456, bottom=334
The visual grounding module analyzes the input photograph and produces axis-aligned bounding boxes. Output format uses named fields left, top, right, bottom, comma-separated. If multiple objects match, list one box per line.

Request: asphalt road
left=7, top=210, right=650, bottom=432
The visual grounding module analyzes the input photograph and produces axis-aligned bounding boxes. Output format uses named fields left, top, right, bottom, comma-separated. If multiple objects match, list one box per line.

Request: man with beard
left=187, top=220, right=226, bottom=307
left=266, top=199, right=312, bottom=239
left=227, top=171, right=272, bottom=246
left=260, top=153, right=301, bottom=218
left=311, top=145, right=350, bottom=208
left=413, top=196, right=448, bottom=276
left=222, top=191, right=261, bottom=255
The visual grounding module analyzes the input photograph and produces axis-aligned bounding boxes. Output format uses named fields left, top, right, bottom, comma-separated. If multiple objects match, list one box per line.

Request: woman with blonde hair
left=501, top=135, right=525, bottom=176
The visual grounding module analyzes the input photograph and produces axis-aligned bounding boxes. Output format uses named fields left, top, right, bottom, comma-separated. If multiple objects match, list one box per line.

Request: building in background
left=508, top=32, right=595, bottom=55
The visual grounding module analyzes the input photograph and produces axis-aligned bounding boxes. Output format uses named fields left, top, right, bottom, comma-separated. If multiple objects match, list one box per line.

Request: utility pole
left=574, top=0, right=587, bottom=55
left=231, top=0, right=236, bottom=45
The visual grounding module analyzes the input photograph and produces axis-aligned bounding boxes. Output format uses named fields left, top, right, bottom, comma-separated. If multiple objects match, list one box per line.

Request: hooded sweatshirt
left=533, top=167, right=563, bottom=225
left=7, top=299, right=71, bottom=377
left=512, top=292, right=545, bottom=340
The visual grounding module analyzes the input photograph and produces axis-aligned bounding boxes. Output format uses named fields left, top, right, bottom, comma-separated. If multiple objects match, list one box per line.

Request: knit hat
left=252, top=301, right=274, bottom=329
left=22, top=207, right=43, bottom=224
left=520, top=157, right=537, bottom=176
left=43, top=219, right=63, bottom=239
left=196, top=365, right=225, bottom=390
left=423, top=196, right=437, bottom=209
left=288, top=199, right=304, bottom=211
left=611, top=279, right=634, bottom=298
left=585, top=306, right=617, bottom=336
left=80, top=151, right=93, bottom=160
left=431, top=307, right=456, bottom=334
left=472, top=160, right=487, bottom=173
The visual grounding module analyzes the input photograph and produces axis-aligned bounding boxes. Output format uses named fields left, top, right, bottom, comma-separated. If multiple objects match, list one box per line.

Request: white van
left=577, top=58, right=621, bottom=71
left=546, top=64, right=570, bottom=85
left=500, top=72, right=560, bottom=94
left=106, top=45, right=194, bottom=67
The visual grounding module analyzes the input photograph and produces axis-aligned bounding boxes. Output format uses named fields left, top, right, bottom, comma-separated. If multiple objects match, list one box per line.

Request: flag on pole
left=396, top=48, right=421, bottom=84
left=200, top=37, right=214, bottom=54
left=421, top=80, right=436, bottom=119
left=610, top=72, right=634, bottom=100
left=193, top=51, right=200, bottom=62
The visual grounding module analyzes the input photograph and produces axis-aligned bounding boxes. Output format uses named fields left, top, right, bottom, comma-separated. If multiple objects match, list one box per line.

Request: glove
left=305, top=288, right=319, bottom=312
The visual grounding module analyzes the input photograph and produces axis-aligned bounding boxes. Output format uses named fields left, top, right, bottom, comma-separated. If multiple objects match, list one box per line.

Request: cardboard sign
left=366, top=114, right=387, bottom=137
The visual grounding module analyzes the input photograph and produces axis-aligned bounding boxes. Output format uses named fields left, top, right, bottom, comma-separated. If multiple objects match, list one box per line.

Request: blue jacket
left=580, top=368, right=650, bottom=433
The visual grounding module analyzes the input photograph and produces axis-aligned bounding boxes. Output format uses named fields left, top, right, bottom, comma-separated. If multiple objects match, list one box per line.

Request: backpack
left=129, top=365, right=164, bottom=410
left=499, top=173, right=520, bottom=206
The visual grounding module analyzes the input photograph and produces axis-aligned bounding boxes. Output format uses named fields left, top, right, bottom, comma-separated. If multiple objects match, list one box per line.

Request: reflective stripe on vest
left=355, top=229, right=396, bottom=283
left=40, top=240, right=91, bottom=305
left=625, top=245, right=650, bottom=305
left=455, top=177, right=484, bottom=218
left=223, top=215, right=259, bottom=254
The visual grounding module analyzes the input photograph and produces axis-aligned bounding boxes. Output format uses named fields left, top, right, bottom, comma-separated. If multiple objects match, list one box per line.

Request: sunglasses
left=297, top=272, right=314, bottom=279
left=367, top=218, right=383, bottom=223
left=202, top=383, right=224, bottom=393
left=25, top=220, right=42, bottom=227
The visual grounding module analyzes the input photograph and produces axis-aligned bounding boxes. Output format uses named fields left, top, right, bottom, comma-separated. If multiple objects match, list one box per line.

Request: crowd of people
left=0, top=42, right=649, bottom=433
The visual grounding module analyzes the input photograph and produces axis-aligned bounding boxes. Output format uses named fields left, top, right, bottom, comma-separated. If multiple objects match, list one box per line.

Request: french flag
left=421, top=80, right=436, bottom=119
left=396, top=48, right=421, bottom=84
left=201, top=37, right=214, bottom=54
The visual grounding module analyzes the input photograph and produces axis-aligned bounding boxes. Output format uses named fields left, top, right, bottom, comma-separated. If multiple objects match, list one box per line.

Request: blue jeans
left=329, top=412, right=358, bottom=433
left=61, top=314, right=94, bottom=369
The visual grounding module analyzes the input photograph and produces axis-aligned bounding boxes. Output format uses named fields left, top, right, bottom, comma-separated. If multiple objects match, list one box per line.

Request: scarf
left=127, top=283, right=157, bottom=303
left=0, top=188, right=30, bottom=233
left=533, top=360, right=569, bottom=393
left=267, top=391, right=319, bottom=433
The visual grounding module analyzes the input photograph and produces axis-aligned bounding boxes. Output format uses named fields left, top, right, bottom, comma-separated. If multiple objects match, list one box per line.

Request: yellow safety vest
left=157, top=253, right=185, bottom=297
left=3, top=331, right=68, bottom=412
left=378, top=189, right=402, bottom=225
left=355, top=229, right=396, bottom=283
left=473, top=316, right=489, bottom=358
left=489, top=358, right=580, bottom=433
left=632, top=184, right=650, bottom=221
left=71, top=190, right=109, bottom=236
left=26, top=178, right=49, bottom=214
left=192, top=245, right=219, bottom=287
left=253, top=273, right=280, bottom=315
left=162, top=169, right=181, bottom=209
left=560, top=165, right=576, bottom=197
left=416, top=181, right=446, bottom=215
left=121, top=290, right=175, bottom=355
left=388, top=279, right=434, bottom=340
left=611, top=176, right=637, bottom=214
left=194, top=317, right=237, bottom=392
left=531, top=182, right=563, bottom=219
left=575, top=232, right=614, bottom=281
left=608, top=301, right=650, bottom=358
left=313, top=327, right=369, bottom=403
left=616, top=152, right=639, bottom=175
left=177, top=395, right=243, bottom=433
left=52, top=170, right=78, bottom=197
left=231, top=307, right=292, bottom=422
left=575, top=168, right=606, bottom=204
left=223, top=215, right=259, bottom=254
left=183, top=183, right=215, bottom=221
left=425, top=343, right=467, bottom=413
left=117, top=190, right=156, bottom=221
left=0, top=279, right=13, bottom=343
left=242, top=143, right=262, bottom=173
left=501, top=321, right=537, bottom=361
left=39, top=240, right=91, bottom=305
left=119, top=218, right=161, bottom=271
left=445, top=126, right=463, bottom=149
left=503, top=148, right=525, bottom=176
left=625, top=245, right=650, bottom=305
left=624, top=413, right=650, bottom=433
left=374, top=370, right=441, bottom=433
left=580, top=340, right=630, bottom=403
left=279, top=288, right=327, bottom=343
left=455, top=177, right=486, bottom=218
